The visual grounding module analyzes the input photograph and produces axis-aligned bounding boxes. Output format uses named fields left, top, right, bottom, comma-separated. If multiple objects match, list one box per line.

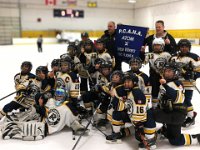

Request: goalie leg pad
left=22, top=121, right=45, bottom=141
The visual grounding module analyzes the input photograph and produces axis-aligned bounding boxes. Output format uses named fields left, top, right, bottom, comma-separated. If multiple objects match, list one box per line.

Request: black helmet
left=21, top=61, right=32, bottom=71
left=163, top=62, right=181, bottom=80
left=84, top=39, right=94, bottom=47
left=123, top=72, right=138, bottom=85
left=96, top=38, right=105, bottom=45
left=110, top=70, right=124, bottom=85
left=36, top=66, right=48, bottom=75
left=129, top=57, right=142, bottom=70
left=51, top=59, right=60, bottom=67
left=94, top=58, right=105, bottom=65
left=101, top=61, right=112, bottom=68
left=178, top=39, right=191, bottom=50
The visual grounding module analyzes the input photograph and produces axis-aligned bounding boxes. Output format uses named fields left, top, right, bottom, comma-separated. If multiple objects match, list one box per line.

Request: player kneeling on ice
left=153, top=62, right=200, bottom=146
left=0, top=88, right=89, bottom=141
left=106, top=73, right=157, bottom=150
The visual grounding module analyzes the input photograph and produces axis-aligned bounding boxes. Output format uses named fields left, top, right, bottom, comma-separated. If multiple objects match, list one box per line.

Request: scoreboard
left=54, top=9, right=84, bottom=18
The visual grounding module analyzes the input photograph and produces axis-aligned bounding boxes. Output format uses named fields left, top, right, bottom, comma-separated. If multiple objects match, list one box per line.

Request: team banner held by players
left=115, top=25, right=148, bottom=63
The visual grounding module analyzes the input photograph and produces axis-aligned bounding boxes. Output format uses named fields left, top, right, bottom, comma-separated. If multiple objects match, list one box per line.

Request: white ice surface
left=0, top=43, right=200, bottom=150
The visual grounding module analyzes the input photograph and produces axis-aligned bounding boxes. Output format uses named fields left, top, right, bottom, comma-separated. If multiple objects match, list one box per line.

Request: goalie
left=0, top=88, right=89, bottom=141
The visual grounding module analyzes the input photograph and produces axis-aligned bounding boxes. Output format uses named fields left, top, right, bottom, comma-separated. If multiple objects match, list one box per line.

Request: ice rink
left=0, top=43, right=200, bottom=150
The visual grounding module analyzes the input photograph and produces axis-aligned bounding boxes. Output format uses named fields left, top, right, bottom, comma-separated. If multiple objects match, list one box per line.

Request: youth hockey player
left=106, top=73, right=156, bottom=149
left=127, top=57, right=152, bottom=108
left=95, top=38, right=114, bottom=67
left=55, top=56, right=87, bottom=117
left=144, top=38, right=171, bottom=108
left=153, top=62, right=200, bottom=147
left=78, top=39, right=97, bottom=94
left=170, top=39, right=200, bottom=127
left=1, top=89, right=89, bottom=141
left=0, top=61, right=35, bottom=118
left=0, top=66, right=55, bottom=120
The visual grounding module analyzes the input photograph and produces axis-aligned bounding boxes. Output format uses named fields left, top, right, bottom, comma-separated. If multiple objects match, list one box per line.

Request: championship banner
left=115, top=25, right=148, bottom=63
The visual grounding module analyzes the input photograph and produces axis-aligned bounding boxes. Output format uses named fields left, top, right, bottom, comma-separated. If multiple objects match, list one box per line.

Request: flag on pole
left=45, top=0, right=56, bottom=5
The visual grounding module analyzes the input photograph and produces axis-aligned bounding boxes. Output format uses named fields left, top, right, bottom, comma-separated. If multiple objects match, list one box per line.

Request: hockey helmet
left=110, top=70, right=124, bottom=85
left=36, top=66, right=48, bottom=75
left=178, top=39, right=191, bottom=51
left=129, top=57, right=142, bottom=71
left=54, top=88, right=67, bottom=106
left=94, top=58, right=105, bottom=65
left=163, top=62, right=181, bottom=80
left=84, top=39, right=94, bottom=53
left=51, top=59, right=60, bottom=68
left=152, top=38, right=165, bottom=52
left=21, top=61, right=33, bottom=73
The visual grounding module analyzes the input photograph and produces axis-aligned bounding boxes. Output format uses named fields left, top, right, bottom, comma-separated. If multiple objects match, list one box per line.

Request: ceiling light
left=128, top=0, right=136, bottom=3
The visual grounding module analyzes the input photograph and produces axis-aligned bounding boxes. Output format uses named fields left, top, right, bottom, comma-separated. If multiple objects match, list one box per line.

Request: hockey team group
left=0, top=24, right=200, bottom=150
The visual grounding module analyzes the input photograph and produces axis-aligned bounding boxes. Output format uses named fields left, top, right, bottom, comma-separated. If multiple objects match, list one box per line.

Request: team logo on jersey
left=47, top=109, right=61, bottom=126
left=125, top=99, right=134, bottom=117
left=56, top=78, right=65, bottom=88
left=154, top=57, right=167, bottom=70
left=29, top=84, right=40, bottom=98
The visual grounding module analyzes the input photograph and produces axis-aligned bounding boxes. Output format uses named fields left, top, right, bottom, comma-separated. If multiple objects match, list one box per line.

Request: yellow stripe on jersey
left=44, top=85, right=51, bottom=92
left=184, top=134, right=191, bottom=145
left=118, top=100, right=125, bottom=111
left=144, top=127, right=156, bottom=135
left=187, top=106, right=193, bottom=112
left=175, top=91, right=184, bottom=104
left=111, top=119, right=125, bottom=126
left=130, top=114, right=147, bottom=122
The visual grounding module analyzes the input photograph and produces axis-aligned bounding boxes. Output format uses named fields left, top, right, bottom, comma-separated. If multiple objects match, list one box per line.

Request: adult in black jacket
left=142, top=20, right=177, bottom=55
left=101, top=21, right=120, bottom=70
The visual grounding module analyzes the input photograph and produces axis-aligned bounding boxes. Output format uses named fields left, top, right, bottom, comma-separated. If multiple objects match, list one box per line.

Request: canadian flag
left=45, top=0, right=56, bottom=5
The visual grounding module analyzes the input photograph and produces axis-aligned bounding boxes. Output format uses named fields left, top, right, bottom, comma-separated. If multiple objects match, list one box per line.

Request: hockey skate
left=182, top=111, right=197, bottom=127
left=138, top=136, right=157, bottom=150
left=106, top=132, right=123, bottom=144
left=192, top=134, right=200, bottom=144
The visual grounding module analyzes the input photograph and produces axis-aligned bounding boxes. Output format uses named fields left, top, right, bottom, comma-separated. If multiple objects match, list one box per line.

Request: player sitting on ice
left=170, top=39, right=200, bottom=127
left=106, top=73, right=157, bottom=150
left=0, top=88, right=89, bottom=141
left=0, top=66, right=55, bottom=120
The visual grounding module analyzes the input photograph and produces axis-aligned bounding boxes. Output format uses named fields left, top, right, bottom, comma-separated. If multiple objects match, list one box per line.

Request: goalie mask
left=21, top=61, right=32, bottom=75
left=54, top=88, right=67, bottom=106
left=129, top=57, right=142, bottom=72
left=123, top=73, right=138, bottom=91
left=152, top=38, right=165, bottom=53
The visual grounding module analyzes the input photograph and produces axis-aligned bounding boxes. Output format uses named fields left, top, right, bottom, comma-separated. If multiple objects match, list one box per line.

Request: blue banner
left=115, top=25, right=148, bottom=63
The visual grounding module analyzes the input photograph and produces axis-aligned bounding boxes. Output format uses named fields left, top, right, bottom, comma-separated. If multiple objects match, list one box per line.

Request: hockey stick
left=0, top=91, right=17, bottom=101
left=85, top=118, right=108, bottom=137
left=72, top=103, right=101, bottom=150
